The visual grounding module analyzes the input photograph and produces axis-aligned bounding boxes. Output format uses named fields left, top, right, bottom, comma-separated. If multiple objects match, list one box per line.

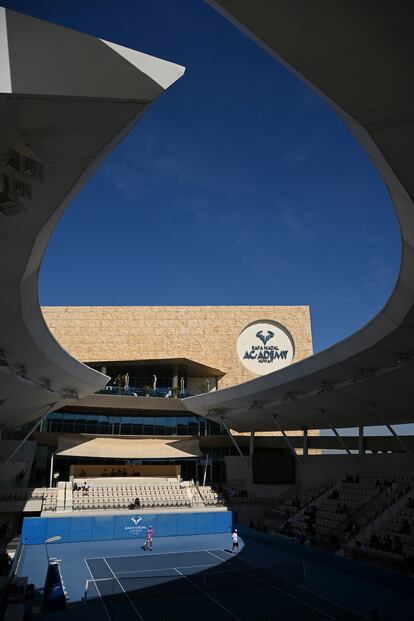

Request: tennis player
left=231, top=529, right=239, bottom=553
left=144, top=525, right=153, bottom=551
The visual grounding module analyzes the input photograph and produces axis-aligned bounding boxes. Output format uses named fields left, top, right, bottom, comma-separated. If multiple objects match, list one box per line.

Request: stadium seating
left=197, top=486, right=220, bottom=506
left=0, top=488, right=57, bottom=512
left=268, top=472, right=414, bottom=571
left=347, top=483, right=414, bottom=571
left=72, top=478, right=192, bottom=511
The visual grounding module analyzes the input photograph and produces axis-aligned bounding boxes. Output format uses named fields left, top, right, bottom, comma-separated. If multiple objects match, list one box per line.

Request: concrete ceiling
left=185, top=0, right=414, bottom=432
left=0, top=7, right=184, bottom=428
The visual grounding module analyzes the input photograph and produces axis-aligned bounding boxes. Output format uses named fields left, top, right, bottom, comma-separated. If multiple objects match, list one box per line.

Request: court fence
left=84, top=561, right=307, bottom=604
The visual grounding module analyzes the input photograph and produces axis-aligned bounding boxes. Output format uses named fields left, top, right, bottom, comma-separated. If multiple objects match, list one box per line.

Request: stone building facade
left=42, top=305, right=313, bottom=390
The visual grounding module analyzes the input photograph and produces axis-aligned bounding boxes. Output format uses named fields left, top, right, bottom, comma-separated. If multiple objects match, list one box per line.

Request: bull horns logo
left=131, top=516, right=142, bottom=525
left=256, top=330, right=274, bottom=345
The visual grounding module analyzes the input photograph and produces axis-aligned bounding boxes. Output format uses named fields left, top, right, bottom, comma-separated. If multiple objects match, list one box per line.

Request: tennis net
left=84, top=561, right=306, bottom=604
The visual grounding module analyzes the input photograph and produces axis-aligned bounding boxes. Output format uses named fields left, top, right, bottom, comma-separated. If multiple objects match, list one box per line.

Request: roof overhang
left=56, top=434, right=201, bottom=459
left=62, top=393, right=187, bottom=413
left=90, top=358, right=225, bottom=378
left=184, top=0, right=414, bottom=432
left=0, top=8, right=184, bottom=428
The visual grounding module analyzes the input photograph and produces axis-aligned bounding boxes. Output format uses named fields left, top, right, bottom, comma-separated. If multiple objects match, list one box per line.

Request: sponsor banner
left=21, top=511, right=233, bottom=544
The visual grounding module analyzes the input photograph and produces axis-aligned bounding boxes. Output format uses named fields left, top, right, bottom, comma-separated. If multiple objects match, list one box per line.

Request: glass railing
left=96, top=386, right=194, bottom=398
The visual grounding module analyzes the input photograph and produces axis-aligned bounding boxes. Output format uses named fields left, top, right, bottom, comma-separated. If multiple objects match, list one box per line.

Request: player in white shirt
left=231, top=529, right=239, bottom=553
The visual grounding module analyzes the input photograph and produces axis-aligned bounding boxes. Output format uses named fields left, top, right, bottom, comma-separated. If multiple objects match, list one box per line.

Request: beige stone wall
left=42, top=305, right=313, bottom=390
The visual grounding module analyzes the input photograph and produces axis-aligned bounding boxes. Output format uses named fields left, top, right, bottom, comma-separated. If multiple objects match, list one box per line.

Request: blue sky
left=5, top=0, right=401, bottom=354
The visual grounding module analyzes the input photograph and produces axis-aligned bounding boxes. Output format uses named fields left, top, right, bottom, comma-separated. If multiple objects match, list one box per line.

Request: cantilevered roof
left=184, top=0, right=414, bottom=432
left=62, top=393, right=187, bottom=414
left=56, top=435, right=201, bottom=459
left=0, top=8, right=184, bottom=428
left=89, top=358, right=225, bottom=378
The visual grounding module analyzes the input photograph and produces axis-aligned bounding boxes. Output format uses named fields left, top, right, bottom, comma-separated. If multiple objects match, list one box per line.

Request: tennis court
left=83, top=548, right=367, bottom=621
left=19, top=531, right=410, bottom=620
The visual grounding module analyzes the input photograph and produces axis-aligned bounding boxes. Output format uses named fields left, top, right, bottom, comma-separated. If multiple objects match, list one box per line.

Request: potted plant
left=172, top=386, right=181, bottom=399
left=198, top=380, right=210, bottom=394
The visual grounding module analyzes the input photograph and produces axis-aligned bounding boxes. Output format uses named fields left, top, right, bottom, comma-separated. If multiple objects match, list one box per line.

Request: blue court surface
left=18, top=533, right=413, bottom=620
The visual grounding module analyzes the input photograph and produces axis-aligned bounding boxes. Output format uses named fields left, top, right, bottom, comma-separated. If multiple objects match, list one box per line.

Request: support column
left=172, top=364, right=179, bottom=389
left=1, top=402, right=57, bottom=468
left=248, top=430, right=255, bottom=486
left=219, top=416, right=250, bottom=468
left=302, top=427, right=309, bottom=457
left=385, top=423, right=409, bottom=453
left=273, top=415, right=302, bottom=466
left=321, top=410, right=351, bottom=455
left=202, top=454, right=209, bottom=486
left=49, top=451, right=55, bottom=488
left=358, top=426, right=364, bottom=455
left=371, top=404, right=410, bottom=453
left=249, top=430, right=255, bottom=458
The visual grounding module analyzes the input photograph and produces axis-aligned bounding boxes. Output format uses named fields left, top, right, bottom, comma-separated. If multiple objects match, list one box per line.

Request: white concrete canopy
left=0, top=7, right=184, bottom=428
left=185, top=0, right=414, bottom=432
left=56, top=435, right=201, bottom=459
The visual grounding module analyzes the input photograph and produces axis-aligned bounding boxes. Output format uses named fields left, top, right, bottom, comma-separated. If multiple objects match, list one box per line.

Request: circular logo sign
left=237, top=321, right=295, bottom=375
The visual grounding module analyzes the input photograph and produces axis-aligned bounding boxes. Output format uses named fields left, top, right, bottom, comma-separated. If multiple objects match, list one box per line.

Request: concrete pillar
left=249, top=430, right=255, bottom=458
left=321, top=410, right=351, bottom=455
left=273, top=415, right=302, bottom=466
left=303, top=427, right=309, bottom=457
left=49, top=452, right=55, bottom=488
left=172, top=364, right=179, bottom=389
left=248, top=430, right=255, bottom=487
left=358, top=426, right=364, bottom=455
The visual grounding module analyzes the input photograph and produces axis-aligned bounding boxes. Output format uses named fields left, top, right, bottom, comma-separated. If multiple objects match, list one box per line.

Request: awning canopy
left=88, top=358, right=225, bottom=378
left=56, top=435, right=201, bottom=459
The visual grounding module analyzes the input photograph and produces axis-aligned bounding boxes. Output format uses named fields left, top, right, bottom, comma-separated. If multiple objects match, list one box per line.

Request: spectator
left=15, top=469, right=25, bottom=484
left=0, top=521, right=10, bottom=541
left=0, top=548, right=11, bottom=576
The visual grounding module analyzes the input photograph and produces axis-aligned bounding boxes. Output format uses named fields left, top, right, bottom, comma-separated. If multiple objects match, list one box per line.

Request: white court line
left=87, top=547, right=220, bottom=562
left=205, top=550, right=335, bottom=621
left=115, top=561, right=217, bottom=575
left=213, top=550, right=369, bottom=621
left=173, top=567, right=240, bottom=621
left=84, top=558, right=112, bottom=621
left=102, top=557, right=145, bottom=621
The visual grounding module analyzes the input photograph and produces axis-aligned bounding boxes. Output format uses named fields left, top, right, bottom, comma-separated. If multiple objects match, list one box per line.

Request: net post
left=83, top=579, right=89, bottom=604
